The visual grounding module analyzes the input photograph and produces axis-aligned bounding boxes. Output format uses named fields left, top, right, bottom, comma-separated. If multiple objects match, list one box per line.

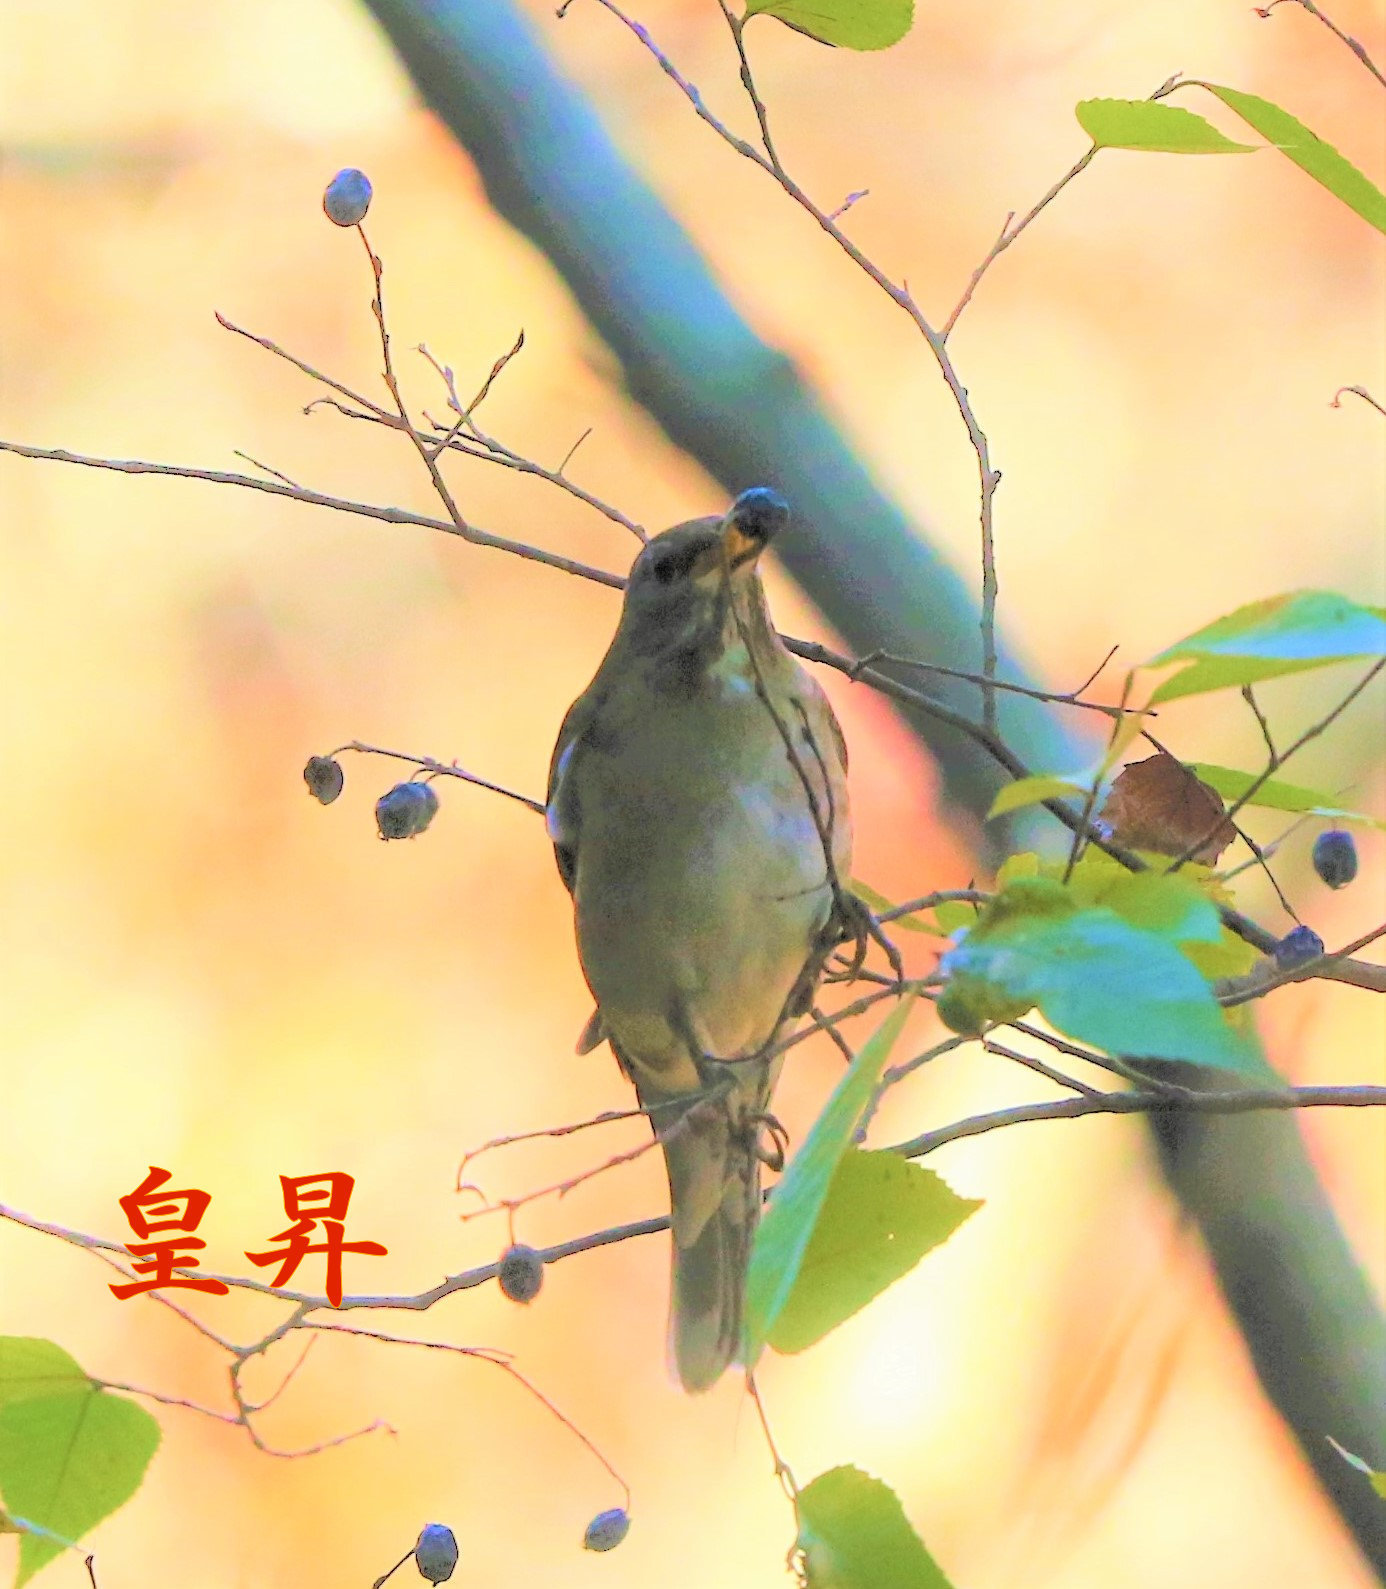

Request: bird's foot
left=745, top=1111, right=790, bottom=1172
left=828, top=890, right=905, bottom=987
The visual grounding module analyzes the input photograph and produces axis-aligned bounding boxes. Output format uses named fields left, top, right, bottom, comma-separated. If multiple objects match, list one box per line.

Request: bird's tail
left=654, top=1065, right=771, bottom=1394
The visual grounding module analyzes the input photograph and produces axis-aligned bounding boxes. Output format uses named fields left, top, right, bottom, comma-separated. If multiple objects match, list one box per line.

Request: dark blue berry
left=323, top=168, right=373, bottom=226
left=729, top=487, right=790, bottom=545
left=375, top=781, right=439, bottom=840
left=303, top=755, right=345, bottom=804
left=1312, top=829, right=1358, bottom=890
left=414, top=1523, right=458, bottom=1583
left=1273, top=925, right=1324, bottom=970
left=497, top=1244, right=544, bottom=1304
left=582, top=1508, right=630, bottom=1552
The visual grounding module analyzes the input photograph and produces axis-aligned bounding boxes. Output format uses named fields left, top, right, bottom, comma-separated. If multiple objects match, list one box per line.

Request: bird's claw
left=747, top=1110, right=790, bottom=1172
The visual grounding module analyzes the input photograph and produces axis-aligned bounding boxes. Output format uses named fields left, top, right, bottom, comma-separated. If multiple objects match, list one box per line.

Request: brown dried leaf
left=1098, top=750, right=1236, bottom=864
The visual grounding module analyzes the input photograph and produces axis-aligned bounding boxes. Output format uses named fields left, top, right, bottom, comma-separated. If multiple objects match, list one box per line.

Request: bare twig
left=1331, top=384, right=1386, bottom=416
left=456, top=1105, right=655, bottom=1181
left=1256, top=0, right=1386, bottom=89
left=303, top=1323, right=631, bottom=1509
left=0, top=438, right=623, bottom=588
left=747, top=1371, right=798, bottom=1507
left=231, top=450, right=302, bottom=489
left=1219, top=923, right=1386, bottom=1005
left=982, top=1038, right=1105, bottom=1098
left=577, top=0, right=1005, bottom=729
left=941, top=146, right=1099, bottom=337
left=872, top=888, right=992, bottom=925
left=332, top=740, right=547, bottom=815
left=845, top=646, right=1139, bottom=718
left=889, top=1082, right=1386, bottom=1159
left=416, top=340, right=646, bottom=540
left=1162, top=658, right=1386, bottom=871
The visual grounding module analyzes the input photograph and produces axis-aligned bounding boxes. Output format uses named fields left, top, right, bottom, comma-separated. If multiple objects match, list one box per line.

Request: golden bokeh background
left=1, top=1, right=1383, bottom=1585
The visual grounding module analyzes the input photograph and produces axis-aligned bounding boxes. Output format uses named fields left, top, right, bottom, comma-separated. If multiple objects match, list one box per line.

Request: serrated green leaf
left=744, top=0, right=913, bottom=51
left=796, top=1466, right=954, bottom=1588
left=1326, top=1437, right=1386, bottom=1500
left=768, top=1150, right=980, bottom=1354
left=941, top=891, right=1264, bottom=1073
left=744, top=993, right=918, bottom=1368
left=0, top=1341, right=90, bottom=1411
left=1146, top=591, right=1386, bottom=702
left=987, top=775, right=1088, bottom=820
left=1200, top=84, right=1386, bottom=234
left=1076, top=98, right=1255, bottom=154
left=1189, top=764, right=1385, bottom=830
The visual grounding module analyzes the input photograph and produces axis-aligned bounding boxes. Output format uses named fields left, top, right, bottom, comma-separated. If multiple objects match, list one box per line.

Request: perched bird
left=547, top=488, right=853, bottom=1391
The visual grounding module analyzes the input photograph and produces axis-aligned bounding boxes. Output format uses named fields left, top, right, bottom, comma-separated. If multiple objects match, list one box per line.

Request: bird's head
left=614, top=488, right=790, bottom=669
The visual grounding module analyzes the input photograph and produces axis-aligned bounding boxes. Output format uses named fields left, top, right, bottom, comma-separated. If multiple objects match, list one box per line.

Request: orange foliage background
left=0, top=2, right=1383, bottom=1585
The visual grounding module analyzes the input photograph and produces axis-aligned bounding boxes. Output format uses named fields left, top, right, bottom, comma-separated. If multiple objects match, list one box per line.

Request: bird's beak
left=719, top=487, right=791, bottom=570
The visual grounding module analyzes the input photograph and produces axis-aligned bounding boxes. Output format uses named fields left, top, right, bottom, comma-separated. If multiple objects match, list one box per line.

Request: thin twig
left=333, top=740, right=547, bottom=815
left=1162, top=658, right=1386, bottom=871
left=1256, top=0, right=1386, bottom=89
left=941, top=146, right=1099, bottom=337
left=417, top=330, right=645, bottom=539
left=0, top=438, right=623, bottom=588
left=1219, top=923, right=1386, bottom=1005
left=890, top=1082, right=1386, bottom=1159
left=232, top=450, right=302, bottom=489
left=1331, top=384, right=1386, bottom=416
left=580, top=0, right=1005, bottom=731
left=872, top=888, right=992, bottom=925
left=746, top=1371, right=798, bottom=1506
left=845, top=646, right=1138, bottom=717
left=456, top=1106, right=654, bottom=1181
left=1242, top=684, right=1277, bottom=761
left=982, top=1038, right=1105, bottom=1098
left=93, top=1380, right=242, bottom=1426
left=303, top=1322, right=632, bottom=1510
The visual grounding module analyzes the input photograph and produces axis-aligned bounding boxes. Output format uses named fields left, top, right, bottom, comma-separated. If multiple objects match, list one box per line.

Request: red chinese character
left=245, top=1172, right=387, bottom=1307
left=110, top=1166, right=230, bottom=1300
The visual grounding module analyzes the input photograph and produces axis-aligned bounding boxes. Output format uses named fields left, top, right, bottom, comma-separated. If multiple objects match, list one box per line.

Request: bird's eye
left=650, top=553, right=679, bottom=585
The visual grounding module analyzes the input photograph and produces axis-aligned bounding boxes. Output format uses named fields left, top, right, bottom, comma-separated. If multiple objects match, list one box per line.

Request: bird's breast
left=569, top=670, right=848, bottom=1072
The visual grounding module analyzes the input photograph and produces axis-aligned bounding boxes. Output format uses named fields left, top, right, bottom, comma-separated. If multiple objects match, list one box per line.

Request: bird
left=546, top=487, right=853, bottom=1391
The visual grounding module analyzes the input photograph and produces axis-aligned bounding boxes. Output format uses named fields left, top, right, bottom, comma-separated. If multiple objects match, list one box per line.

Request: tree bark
left=359, top=0, right=1386, bottom=1569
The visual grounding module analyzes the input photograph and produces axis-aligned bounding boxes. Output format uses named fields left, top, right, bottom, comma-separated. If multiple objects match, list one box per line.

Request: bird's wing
left=805, top=671, right=849, bottom=776
left=545, top=682, right=605, bottom=895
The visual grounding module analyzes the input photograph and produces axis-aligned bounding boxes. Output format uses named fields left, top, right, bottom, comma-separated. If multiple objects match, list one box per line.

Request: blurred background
left=1, top=1, right=1383, bottom=1584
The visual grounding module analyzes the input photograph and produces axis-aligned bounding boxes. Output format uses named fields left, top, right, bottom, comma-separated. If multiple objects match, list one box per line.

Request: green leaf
left=1076, top=98, right=1255, bottom=154
left=1325, top=1437, right=1386, bottom=1500
left=932, top=898, right=979, bottom=934
left=743, top=993, right=918, bottom=1368
left=1190, top=764, right=1385, bottom=830
left=987, top=774, right=1088, bottom=820
left=940, top=885, right=1264, bottom=1073
left=768, top=1150, right=980, bottom=1354
left=1200, top=84, right=1386, bottom=235
left=0, top=1341, right=90, bottom=1411
left=0, top=1387, right=159, bottom=1585
left=1146, top=590, right=1386, bottom=703
left=994, top=851, right=1042, bottom=886
left=796, top=1466, right=954, bottom=1589
left=1064, top=862, right=1223, bottom=944
left=744, top=0, right=913, bottom=51
left=849, top=880, right=938, bottom=935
